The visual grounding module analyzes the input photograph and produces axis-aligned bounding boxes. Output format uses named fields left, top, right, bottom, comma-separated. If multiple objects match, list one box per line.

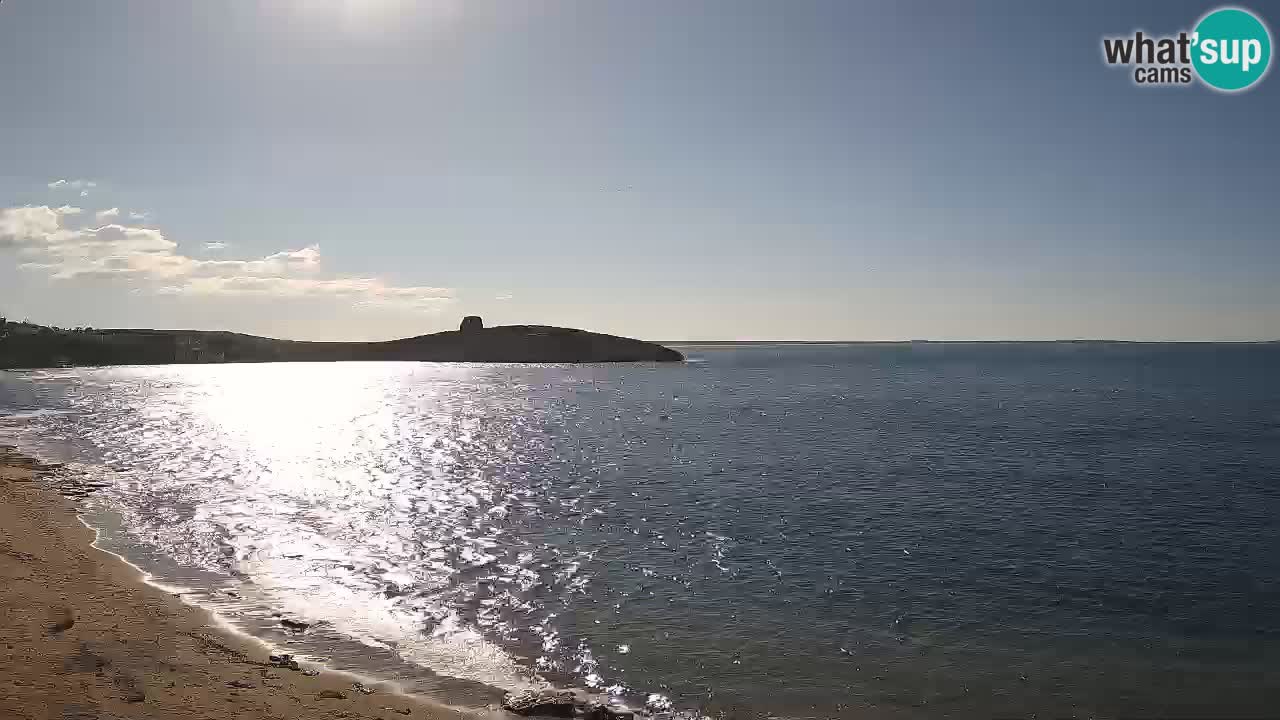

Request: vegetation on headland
left=0, top=316, right=683, bottom=368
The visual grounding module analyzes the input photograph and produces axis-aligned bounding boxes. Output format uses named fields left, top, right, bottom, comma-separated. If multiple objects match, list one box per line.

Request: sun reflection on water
left=97, top=362, right=549, bottom=689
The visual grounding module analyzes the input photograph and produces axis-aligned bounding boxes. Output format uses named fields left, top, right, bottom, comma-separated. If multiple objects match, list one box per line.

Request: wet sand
left=0, top=448, right=478, bottom=720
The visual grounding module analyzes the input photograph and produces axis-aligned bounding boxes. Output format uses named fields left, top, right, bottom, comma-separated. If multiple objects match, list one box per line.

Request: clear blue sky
left=2, top=1, right=1277, bottom=341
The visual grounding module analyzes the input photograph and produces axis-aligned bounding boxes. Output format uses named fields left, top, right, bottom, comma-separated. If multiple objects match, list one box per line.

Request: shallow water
left=2, top=344, right=1279, bottom=718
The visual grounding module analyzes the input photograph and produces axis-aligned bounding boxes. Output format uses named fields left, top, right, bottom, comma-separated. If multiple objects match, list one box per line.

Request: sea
left=1, top=343, right=1278, bottom=719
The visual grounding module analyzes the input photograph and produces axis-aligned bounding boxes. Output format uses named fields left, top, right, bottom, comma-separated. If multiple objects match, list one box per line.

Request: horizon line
left=661, top=339, right=1280, bottom=345
left=4, top=319, right=1277, bottom=346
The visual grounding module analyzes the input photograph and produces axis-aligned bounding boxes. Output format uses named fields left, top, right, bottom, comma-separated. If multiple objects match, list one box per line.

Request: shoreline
left=0, top=447, right=485, bottom=720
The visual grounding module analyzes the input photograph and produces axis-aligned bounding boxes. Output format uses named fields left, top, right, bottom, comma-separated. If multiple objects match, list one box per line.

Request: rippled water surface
left=2, top=344, right=1279, bottom=718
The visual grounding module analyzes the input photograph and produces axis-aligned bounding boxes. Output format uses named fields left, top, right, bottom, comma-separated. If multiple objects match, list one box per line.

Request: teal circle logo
left=1192, top=7, right=1272, bottom=91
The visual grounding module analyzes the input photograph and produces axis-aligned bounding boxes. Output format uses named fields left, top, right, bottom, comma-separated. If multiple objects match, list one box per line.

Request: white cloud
left=203, top=241, right=228, bottom=251
left=169, top=275, right=452, bottom=308
left=128, top=211, right=149, bottom=221
left=188, top=245, right=322, bottom=279
left=55, top=205, right=83, bottom=216
left=495, top=294, right=513, bottom=301
left=0, top=206, right=62, bottom=247
left=95, top=207, right=121, bottom=222
left=48, top=179, right=96, bottom=190
left=80, top=190, right=90, bottom=197
left=1, top=204, right=453, bottom=311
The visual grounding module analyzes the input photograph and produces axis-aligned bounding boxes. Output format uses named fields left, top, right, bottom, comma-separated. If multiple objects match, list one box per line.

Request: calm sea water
left=2, top=344, right=1278, bottom=718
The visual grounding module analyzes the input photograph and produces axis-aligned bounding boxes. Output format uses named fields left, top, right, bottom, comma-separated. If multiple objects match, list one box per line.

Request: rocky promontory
left=0, top=316, right=684, bottom=368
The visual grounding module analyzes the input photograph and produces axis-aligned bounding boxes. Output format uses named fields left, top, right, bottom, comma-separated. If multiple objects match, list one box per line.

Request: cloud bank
left=0, top=205, right=452, bottom=311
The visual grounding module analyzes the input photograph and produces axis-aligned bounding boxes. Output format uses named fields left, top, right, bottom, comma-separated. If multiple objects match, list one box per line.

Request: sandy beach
left=0, top=447, right=477, bottom=720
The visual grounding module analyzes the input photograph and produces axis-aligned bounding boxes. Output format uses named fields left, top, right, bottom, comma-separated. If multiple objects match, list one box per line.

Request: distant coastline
left=0, top=316, right=684, bottom=368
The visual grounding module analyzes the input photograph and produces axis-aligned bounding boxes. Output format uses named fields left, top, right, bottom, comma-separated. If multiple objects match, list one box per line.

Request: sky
left=1, top=0, right=1277, bottom=342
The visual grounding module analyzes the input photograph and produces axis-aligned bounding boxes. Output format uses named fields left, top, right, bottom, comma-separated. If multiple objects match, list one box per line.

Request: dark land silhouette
left=0, top=316, right=683, bottom=368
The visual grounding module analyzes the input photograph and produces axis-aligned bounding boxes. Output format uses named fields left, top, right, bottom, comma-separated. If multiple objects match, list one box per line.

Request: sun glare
left=286, top=0, right=461, bottom=31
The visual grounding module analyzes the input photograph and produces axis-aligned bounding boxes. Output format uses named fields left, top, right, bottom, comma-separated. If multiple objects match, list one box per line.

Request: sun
left=279, top=0, right=465, bottom=35
left=293, top=0, right=401, bottom=17
left=287, top=0, right=459, bottom=27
